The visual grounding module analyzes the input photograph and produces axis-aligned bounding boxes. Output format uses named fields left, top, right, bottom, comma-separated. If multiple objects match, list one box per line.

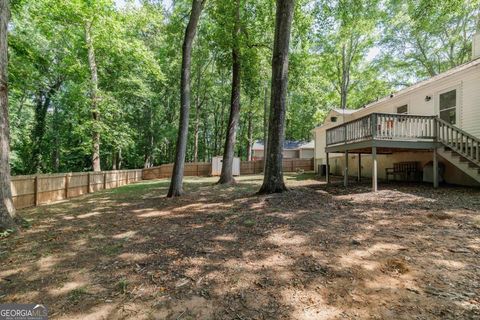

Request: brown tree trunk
left=51, top=103, right=60, bottom=172
left=258, top=0, right=295, bottom=194
left=144, top=133, right=154, bottom=168
left=218, top=0, right=241, bottom=184
left=263, top=83, right=268, bottom=164
left=192, top=56, right=203, bottom=163
left=246, top=111, right=253, bottom=161
left=117, top=148, right=122, bottom=169
left=202, top=109, right=208, bottom=161
left=0, top=0, right=15, bottom=230
left=85, top=20, right=101, bottom=172
left=340, top=44, right=348, bottom=110
left=168, top=0, right=204, bottom=197
left=29, top=83, right=60, bottom=173
left=193, top=98, right=200, bottom=163
left=112, top=151, right=117, bottom=170
left=477, top=10, right=480, bottom=32
left=143, top=104, right=153, bottom=168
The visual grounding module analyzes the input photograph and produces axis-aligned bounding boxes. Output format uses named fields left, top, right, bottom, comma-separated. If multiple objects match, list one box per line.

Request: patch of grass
left=20, top=218, right=33, bottom=229
left=117, top=278, right=128, bottom=294
left=287, top=172, right=317, bottom=181
left=243, top=219, right=256, bottom=227
left=68, top=287, right=89, bottom=302
left=0, top=250, right=8, bottom=259
left=105, top=180, right=169, bottom=196
left=100, top=242, right=124, bottom=255
left=0, top=229, right=15, bottom=238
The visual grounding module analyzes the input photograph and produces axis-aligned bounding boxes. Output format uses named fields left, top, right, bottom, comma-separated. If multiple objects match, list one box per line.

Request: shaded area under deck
left=324, top=113, right=444, bottom=191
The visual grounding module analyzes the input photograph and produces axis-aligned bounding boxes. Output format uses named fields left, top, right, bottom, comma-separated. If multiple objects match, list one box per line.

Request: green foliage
left=117, top=278, right=129, bottom=294
left=7, top=0, right=477, bottom=172
left=0, top=229, right=15, bottom=238
left=67, top=287, right=89, bottom=302
left=380, top=0, right=479, bottom=79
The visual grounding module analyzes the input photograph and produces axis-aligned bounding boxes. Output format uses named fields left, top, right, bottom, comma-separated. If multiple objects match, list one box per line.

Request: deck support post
left=433, top=147, right=438, bottom=188
left=372, top=146, right=378, bottom=192
left=357, top=153, right=361, bottom=182
left=326, top=153, right=330, bottom=184
left=344, top=151, right=348, bottom=187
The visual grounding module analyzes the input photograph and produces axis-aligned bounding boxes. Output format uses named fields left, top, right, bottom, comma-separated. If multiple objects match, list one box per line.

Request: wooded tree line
left=1, top=0, right=479, bottom=225
left=4, top=0, right=478, bottom=176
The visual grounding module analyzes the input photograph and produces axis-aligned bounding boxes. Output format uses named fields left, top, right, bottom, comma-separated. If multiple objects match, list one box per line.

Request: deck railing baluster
left=326, top=113, right=450, bottom=146
left=475, top=141, right=480, bottom=162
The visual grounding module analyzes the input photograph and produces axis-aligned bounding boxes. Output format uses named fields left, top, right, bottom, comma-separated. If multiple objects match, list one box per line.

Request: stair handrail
left=436, top=117, right=480, bottom=165
left=436, top=118, right=480, bottom=142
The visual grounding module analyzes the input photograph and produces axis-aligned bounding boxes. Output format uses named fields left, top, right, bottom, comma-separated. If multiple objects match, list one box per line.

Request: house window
left=396, top=105, right=408, bottom=114
left=330, top=116, right=337, bottom=122
left=439, top=89, right=456, bottom=124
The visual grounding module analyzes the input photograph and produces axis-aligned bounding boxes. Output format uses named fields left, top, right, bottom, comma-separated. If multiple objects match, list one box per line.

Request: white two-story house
left=313, top=32, right=480, bottom=190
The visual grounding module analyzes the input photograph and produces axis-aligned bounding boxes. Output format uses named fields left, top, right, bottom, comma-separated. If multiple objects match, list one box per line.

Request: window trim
left=396, top=104, right=409, bottom=114
left=436, top=85, right=459, bottom=125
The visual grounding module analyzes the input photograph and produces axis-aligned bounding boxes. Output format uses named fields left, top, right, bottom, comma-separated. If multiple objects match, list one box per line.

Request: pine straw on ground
left=1, top=174, right=479, bottom=319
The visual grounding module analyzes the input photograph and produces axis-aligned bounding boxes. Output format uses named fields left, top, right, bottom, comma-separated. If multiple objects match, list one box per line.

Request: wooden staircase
left=436, top=118, right=480, bottom=183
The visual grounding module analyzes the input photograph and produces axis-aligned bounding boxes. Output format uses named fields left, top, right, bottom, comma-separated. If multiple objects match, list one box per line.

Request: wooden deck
left=324, top=113, right=480, bottom=191
left=325, top=113, right=439, bottom=153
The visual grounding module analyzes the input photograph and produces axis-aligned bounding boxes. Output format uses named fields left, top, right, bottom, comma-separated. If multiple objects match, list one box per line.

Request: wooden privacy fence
left=11, top=169, right=143, bottom=210
left=142, top=162, right=211, bottom=180
left=142, top=158, right=314, bottom=180
left=11, top=159, right=313, bottom=210
left=240, top=160, right=265, bottom=175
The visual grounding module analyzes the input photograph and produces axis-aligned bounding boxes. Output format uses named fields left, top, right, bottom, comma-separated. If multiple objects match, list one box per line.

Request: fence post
left=64, top=173, right=69, bottom=199
left=103, top=172, right=107, bottom=190
left=87, top=172, right=91, bottom=193
left=34, top=176, right=39, bottom=206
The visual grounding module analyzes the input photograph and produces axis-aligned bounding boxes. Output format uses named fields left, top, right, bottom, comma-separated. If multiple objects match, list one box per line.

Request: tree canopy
left=6, top=0, right=480, bottom=175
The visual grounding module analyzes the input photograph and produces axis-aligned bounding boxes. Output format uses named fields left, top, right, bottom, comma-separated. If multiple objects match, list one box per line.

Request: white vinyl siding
left=460, top=71, right=480, bottom=137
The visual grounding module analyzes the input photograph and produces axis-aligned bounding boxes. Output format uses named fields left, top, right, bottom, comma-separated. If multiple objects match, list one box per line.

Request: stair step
left=438, top=147, right=480, bottom=183
left=468, top=162, right=479, bottom=169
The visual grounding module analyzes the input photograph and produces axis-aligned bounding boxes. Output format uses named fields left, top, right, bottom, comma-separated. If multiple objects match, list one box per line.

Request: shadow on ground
left=1, top=174, right=479, bottom=319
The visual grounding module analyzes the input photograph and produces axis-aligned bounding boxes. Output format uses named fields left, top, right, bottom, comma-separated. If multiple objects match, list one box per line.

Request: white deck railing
left=437, top=118, right=480, bottom=165
left=326, top=113, right=437, bottom=146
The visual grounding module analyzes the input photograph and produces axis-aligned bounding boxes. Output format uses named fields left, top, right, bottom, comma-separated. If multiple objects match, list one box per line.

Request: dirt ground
left=1, top=173, right=479, bottom=320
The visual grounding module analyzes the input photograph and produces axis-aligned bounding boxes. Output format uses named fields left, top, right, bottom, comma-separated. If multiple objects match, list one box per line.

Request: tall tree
left=314, top=0, right=380, bottom=110
left=85, top=19, right=101, bottom=171
left=168, top=0, right=205, bottom=197
left=381, top=0, right=479, bottom=80
left=29, top=80, right=61, bottom=173
left=258, top=0, right=295, bottom=194
left=477, top=8, right=480, bottom=31
left=0, top=0, right=15, bottom=230
left=218, top=0, right=241, bottom=184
